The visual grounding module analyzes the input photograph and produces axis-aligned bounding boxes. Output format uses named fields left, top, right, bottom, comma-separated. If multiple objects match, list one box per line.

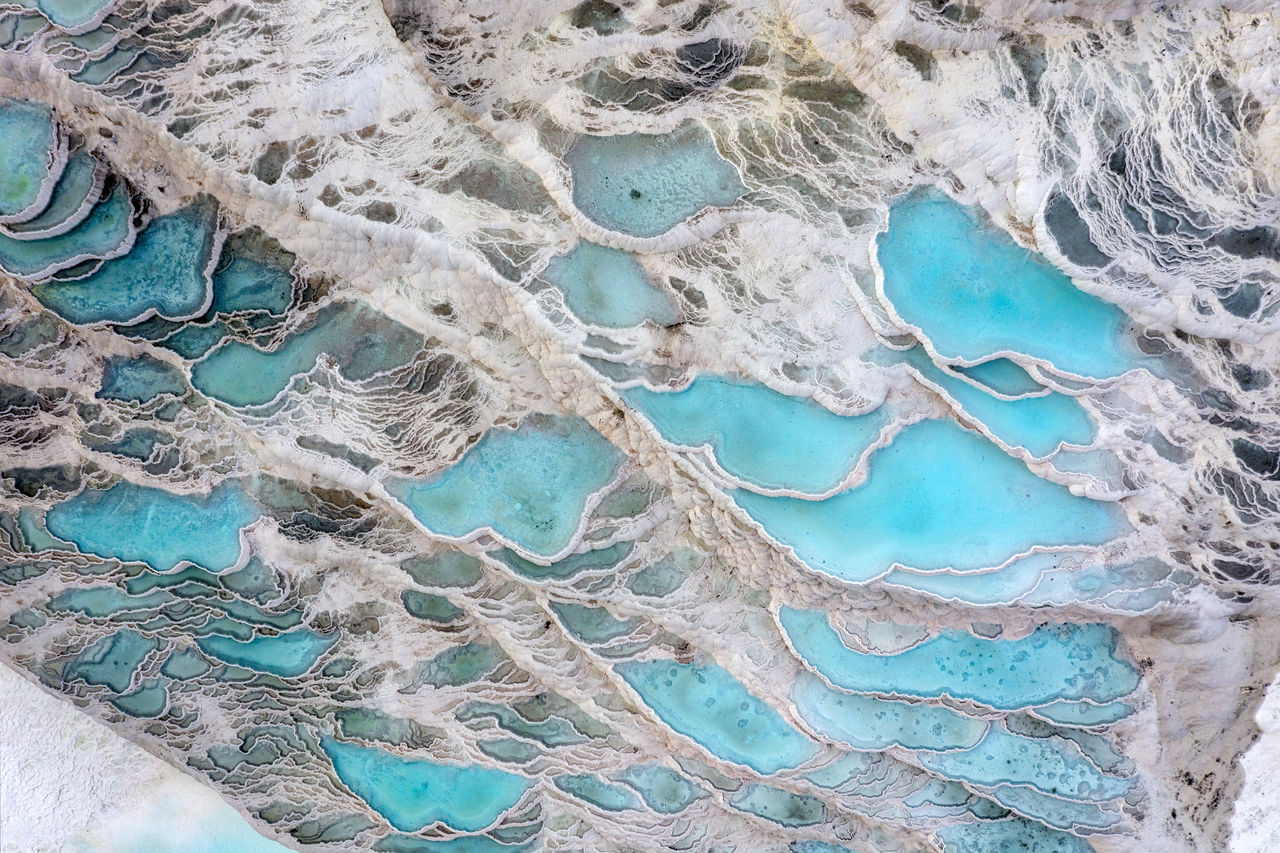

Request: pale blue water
left=49, top=586, right=173, bottom=617
left=389, top=415, right=624, bottom=559
left=917, top=724, right=1130, bottom=802
left=161, top=647, right=211, bottom=680
left=936, top=816, right=1094, bottom=853
left=191, top=301, right=422, bottom=407
left=553, top=774, right=642, bottom=811
left=780, top=608, right=1139, bottom=709
left=734, top=419, right=1126, bottom=581
left=615, top=660, right=818, bottom=774
left=1, top=182, right=131, bottom=278
left=1034, top=699, right=1134, bottom=727
left=990, top=784, right=1119, bottom=832
left=197, top=628, right=337, bottom=677
left=45, top=480, right=257, bottom=572
left=623, top=375, right=891, bottom=495
left=4, top=149, right=100, bottom=237
left=35, top=200, right=218, bottom=325
left=320, top=735, right=533, bottom=832
left=617, top=764, right=704, bottom=814
left=0, top=98, right=57, bottom=220
left=541, top=242, right=677, bottom=327
left=565, top=123, right=744, bottom=237
left=954, top=358, right=1044, bottom=397
left=879, top=551, right=1067, bottom=605
left=878, top=347, right=1095, bottom=458
left=791, top=671, right=987, bottom=751
left=97, top=354, right=186, bottom=402
left=878, top=188, right=1139, bottom=379
left=497, top=541, right=632, bottom=581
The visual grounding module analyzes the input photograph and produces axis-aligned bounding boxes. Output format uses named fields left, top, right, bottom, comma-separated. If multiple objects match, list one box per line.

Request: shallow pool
left=541, top=242, right=676, bottom=327
left=734, top=418, right=1126, bottom=581
left=878, top=188, right=1140, bottom=379
left=615, top=659, right=818, bottom=774
left=779, top=608, right=1140, bottom=709
left=565, top=122, right=744, bottom=237
left=45, top=480, right=257, bottom=572
left=320, top=735, right=532, bottom=833
left=389, top=415, right=624, bottom=559
left=623, top=374, right=890, bottom=495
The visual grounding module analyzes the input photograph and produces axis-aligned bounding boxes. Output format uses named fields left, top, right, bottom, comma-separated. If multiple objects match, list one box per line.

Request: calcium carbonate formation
left=0, top=0, right=1278, bottom=851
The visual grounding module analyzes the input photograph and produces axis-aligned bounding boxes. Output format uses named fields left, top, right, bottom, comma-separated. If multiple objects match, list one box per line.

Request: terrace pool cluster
left=0, top=4, right=1270, bottom=851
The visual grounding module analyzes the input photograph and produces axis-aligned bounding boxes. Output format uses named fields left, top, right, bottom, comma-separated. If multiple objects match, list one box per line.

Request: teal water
left=48, top=586, right=173, bottom=617
left=2, top=182, right=131, bottom=279
left=191, top=300, right=422, bottom=407
left=936, top=817, right=1094, bottom=853
left=68, top=629, right=157, bottom=692
left=212, top=233, right=295, bottom=315
left=97, top=354, right=186, bottom=402
left=917, top=724, right=1130, bottom=802
left=35, top=200, right=218, bottom=325
left=320, top=736, right=532, bottom=832
left=729, top=785, right=825, bottom=827
left=541, top=242, right=677, bottom=327
left=161, top=647, right=211, bottom=679
left=734, top=419, right=1126, bottom=581
left=554, top=774, right=642, bottom=811
left=565, top=122, right=744, bottom=237
left=4, top=149, right=101, bottom=237
left=0, top=98, right=57, bottom=220
left=615, top=660, right=818, bottom=774
left=26, top=0, right=113, bottom=31
left=45, top=480, right=257, bottom=572
left=623, top=375, right=891, bottom=495
left=954, top=358, right=1045, bottom=397
left=779, top=608, right=1140, bottom=709
left=374, top=835, right=530, bottom=853
left=111, top=679, right=168, bottom=717
left=71, top=45, right=142, bottom=85
left=197, top=628, right=337, bottom=677
left=617, top=764, right=704, bottom=813
left=878, top=347, right=1095, bottom=458
left=791, top=671, right=986, bottom=751
left=389, top=415, right=624, bottom=559
left=878, top=188, right=1138, bottom=379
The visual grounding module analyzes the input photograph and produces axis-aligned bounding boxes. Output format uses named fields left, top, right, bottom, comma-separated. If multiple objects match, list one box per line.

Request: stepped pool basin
left=389, top=415, right=624, bottom=559
left=623, top=374, right=891, bottom=495
left=616, top=659, right=819, bottom=774
left=45, top=480, right=257, bottom=572
left=565, top=122, right=744, bottom=237
left=734, top=418, right=1127, bottom=581
left=541, top=242, right=677, bottom=327
left=196, top=628, right=338, bottom=678
left=320, top=736, right=533, bottom=833
left=192, top=300, right=422, bottom=407
left=780, top=608, right=1140, bottom=710
left=878, top=188, right=1141, bottom=380
left=36, top=200, right=219, bottom=324
left=0, top=98, right=59, bottom=221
